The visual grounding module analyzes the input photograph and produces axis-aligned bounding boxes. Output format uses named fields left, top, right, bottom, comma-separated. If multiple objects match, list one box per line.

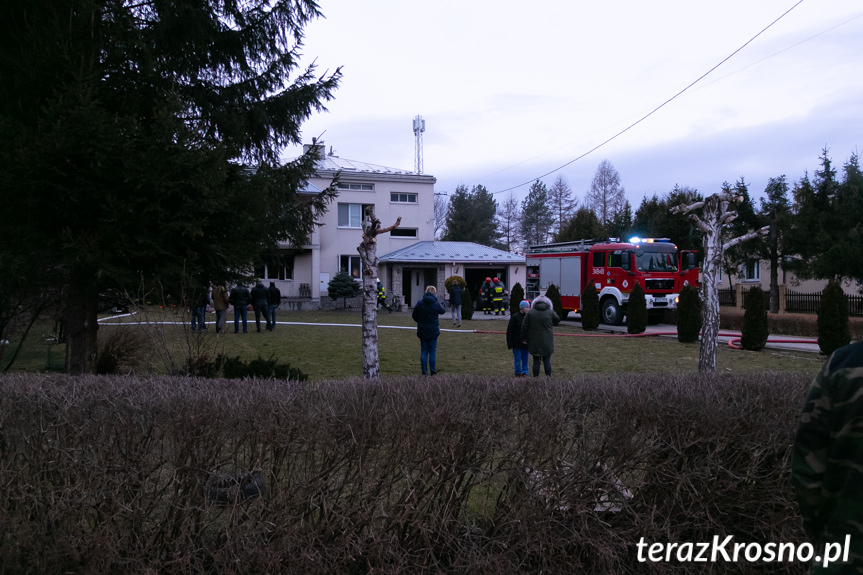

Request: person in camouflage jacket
left=793, top=341, right=863, bottom=573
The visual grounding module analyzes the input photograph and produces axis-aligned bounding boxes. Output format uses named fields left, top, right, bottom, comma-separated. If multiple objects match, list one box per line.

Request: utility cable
left=493, top=0, right=806, bottom=195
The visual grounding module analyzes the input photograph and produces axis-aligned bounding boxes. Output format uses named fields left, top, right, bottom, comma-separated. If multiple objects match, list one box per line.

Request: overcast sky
left=285, top=0, right=863, bottom=209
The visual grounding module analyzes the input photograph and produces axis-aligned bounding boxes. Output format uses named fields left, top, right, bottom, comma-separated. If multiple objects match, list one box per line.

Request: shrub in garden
left=581, top=282, right=600, bottom=330
left=198, top=354, right=308, bottom=381
left=626, top=283, right=647, bottom=334
left=677, top=284, right=702, bottom=343
left=740, top=286, right=768, bottom=351
left=327, top=270, right=360, bottom=309
left=818, top=279, right=851, bottom=355
left=461, top=288, right=474, bottom=320
left=509, top=282, right=525, bottom=315
left=545, top=283, right=565, bottom=320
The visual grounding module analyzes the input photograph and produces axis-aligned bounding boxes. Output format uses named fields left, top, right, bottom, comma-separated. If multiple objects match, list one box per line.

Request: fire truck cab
left=525, top=238, right=698, bottom=325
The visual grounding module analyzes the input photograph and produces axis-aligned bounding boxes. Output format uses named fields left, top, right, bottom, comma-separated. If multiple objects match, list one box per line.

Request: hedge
left=0, top=372, right=813, bottom=574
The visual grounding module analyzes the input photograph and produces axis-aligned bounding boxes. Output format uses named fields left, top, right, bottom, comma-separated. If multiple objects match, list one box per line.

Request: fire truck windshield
left=634, top=249, right=678, bottom=273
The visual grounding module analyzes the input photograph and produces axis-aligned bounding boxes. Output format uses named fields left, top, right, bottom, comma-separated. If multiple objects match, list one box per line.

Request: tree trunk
left=357, top=239, right=380, bottom=380
left=768, top=237, right=780, bottom=314
left=671, top=192, right=769, bottom=373
left=64, top=277, right=99, bottom=375
left=699, top=216, right=723, bottom=373
left=358, top=209, right=400, bottom=380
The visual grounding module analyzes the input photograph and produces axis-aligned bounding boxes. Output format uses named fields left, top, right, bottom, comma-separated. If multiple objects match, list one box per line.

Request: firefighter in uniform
left=492, top=277, right=507, bottom=315
left=376, top=278, right=392, bottom=313
left=481, top=277, right=493, bottom=315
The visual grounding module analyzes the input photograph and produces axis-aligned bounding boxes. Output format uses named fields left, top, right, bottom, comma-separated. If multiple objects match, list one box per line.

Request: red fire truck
left=525, top=238, right=699, bottom=325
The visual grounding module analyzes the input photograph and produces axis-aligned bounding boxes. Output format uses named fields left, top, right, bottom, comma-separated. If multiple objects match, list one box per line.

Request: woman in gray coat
left=520, top=294, right=560, bottom=377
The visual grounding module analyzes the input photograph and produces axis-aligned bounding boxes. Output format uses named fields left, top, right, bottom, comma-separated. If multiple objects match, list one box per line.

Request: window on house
left=338, top=203, right=374, bottom=228
left=390, top=192, right=417, bottom=203
left=340, top=255, right=362, bottom=279
left=743, top=259, right=761, bottom=282
left=391, top=228, right=418, bottom=238
left=337, top=183, right=374, bottom=191
left=255, top=252, right=294, bottom=281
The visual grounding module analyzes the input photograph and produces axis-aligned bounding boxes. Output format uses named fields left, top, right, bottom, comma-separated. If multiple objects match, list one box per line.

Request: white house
left=259, top=143, right=525, bottom=310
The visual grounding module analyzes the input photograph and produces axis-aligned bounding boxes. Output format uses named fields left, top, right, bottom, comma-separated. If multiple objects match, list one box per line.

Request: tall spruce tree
left=442, top=184, right=499, bottom=246
left=520, top=179, right=555, bottom=248
left=0, top=0, right=341, bottom=374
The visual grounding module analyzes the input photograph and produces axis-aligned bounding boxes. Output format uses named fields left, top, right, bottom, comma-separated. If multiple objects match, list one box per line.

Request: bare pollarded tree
left=671, top=190, right=768, bottom=372
left=358, top=207, right=401, bottom=380
left=585, top=160, right=625, bottom=226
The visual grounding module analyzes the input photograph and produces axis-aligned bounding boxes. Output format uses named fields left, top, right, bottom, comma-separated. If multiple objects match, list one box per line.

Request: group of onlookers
left=192, top=280, right=281, bottom=334
left=411, top=283, right=560, bottom=378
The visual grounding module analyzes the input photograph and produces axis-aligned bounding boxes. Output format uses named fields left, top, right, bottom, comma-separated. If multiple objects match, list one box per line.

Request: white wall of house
left=271, top=146, right=436, bottom=303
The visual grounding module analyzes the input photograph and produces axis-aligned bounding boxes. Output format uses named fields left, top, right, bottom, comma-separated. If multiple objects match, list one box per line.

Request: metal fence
left=718, top=288, right=736, bottom=307
left=717, top=287, right=863, bottom=317
left=785, top=289, right=863, bottom=317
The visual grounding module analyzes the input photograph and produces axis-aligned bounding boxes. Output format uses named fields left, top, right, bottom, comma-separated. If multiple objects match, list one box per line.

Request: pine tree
left=676, top=285, right=702, bottom=343
left=818, top=280, right=850, bottom=355
left=740, top=286, right=768, bottom=351
left=520, top=179, right=555, bottom=247
left=0, top=0, right=341, bottom=374
left=442, top=184, right=499, bottom=246
left=581, top=284, right=600, bottom=330
left=627, top=283, right=647, bottom=334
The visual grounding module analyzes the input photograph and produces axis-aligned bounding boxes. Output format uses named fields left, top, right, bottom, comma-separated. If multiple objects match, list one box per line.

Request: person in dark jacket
left=793, top=342, right=863, bottom=571
left=449, top=283, right=463, bottom=327
left=250, top=280, right=270, bottom=332
left=411, top=285, right=446, bottom=375
left=229, top=283, right=252, bottom=334
left=507, top=300, right=531, bottom=376
left=267, top=281, right=281, bottom=331
left=520, top=294, right=560, bottom=377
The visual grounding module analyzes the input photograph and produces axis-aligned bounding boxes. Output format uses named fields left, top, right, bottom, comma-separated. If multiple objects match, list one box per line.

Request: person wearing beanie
left=520, top=294, right=560, bottom=377
left=507, top=300, right=531, bottom=376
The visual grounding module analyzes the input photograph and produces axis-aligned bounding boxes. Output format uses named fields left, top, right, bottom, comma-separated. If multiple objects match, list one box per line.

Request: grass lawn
left=20, top=307, right=819, bottom=380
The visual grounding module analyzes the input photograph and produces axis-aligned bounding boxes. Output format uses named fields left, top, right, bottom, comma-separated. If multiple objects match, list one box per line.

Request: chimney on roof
left=303, top=138, right=325, bottom=157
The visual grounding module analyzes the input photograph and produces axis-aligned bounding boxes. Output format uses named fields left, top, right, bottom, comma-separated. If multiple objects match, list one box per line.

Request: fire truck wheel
left=601, top=298, right=623, bottom=326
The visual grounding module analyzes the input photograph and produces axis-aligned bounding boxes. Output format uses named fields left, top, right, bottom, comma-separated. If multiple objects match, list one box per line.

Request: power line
left=493, top=0, right=807, bottom=195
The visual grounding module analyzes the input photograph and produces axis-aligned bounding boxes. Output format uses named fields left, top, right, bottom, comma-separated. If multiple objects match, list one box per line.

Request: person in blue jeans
left=229, top=283, right=251, bottom=333
left=412, top=285, right=445, bottom=375
left=506, top=300, right=531, bottom=376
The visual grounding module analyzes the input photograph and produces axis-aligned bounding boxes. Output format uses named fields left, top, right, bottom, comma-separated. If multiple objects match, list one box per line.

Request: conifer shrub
left=327, top=270, right=360, bottom=309
left=626, top=283, right=647, bottom=334
left=818, top=279, right=850, bottom=355
left=461, top=288, right=474, bottom=321
left=676, top=284, right=702, bottom=343
left=741, top=286, right=768, bottom=351
left=545, top=283, right=565, bottom=320
left=509, top=282, right=525, bottom=315
left=581, top=282, right=600, bottom=330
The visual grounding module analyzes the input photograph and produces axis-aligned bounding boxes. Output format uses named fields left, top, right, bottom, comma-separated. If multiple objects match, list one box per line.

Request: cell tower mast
left=413, top=115, right=425, bottom=174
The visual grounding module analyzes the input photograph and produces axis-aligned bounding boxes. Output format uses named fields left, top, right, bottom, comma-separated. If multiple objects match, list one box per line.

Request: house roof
left=380, top=241, right=525, bottom=264
left=316, top=154, right=415, bottom=176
